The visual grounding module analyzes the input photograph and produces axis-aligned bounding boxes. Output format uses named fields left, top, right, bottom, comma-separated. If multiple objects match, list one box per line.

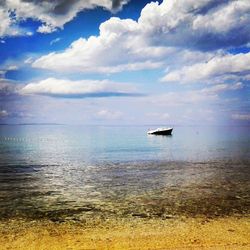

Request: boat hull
left=148, top=128, right=173, bottom=135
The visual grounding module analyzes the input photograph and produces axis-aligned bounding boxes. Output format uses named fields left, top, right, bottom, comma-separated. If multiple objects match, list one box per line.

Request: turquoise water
left=0, top=125, right=249, bottom=220
left=0, top=125, right=249, bottom=164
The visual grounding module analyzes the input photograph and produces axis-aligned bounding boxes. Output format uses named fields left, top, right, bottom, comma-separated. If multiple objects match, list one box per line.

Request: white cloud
left=0, top=65, right=18, bottom=78
left=0, top=0, right=249, bottom=125
left=147, top=82, right=243, bottom=108
left=147, top=112, right=170, bottom=120
left=26, top=31, right=33, bottom=36
left=20, top=78, right=136, bottom=97
left=138, top=0, right=250, bottom=50
left=32, top=0, right=250, bottom=74
left=151, top=91, right=218, bottom=107
left=0, top=110, right=8, bottom=117
left=6, top=65, right=18, bottom=71
left=96, top=109, right=122, bottom=120
left=50, top=37, right=61, bottom=45
left=182, top=108, right=215, bottom=122
left=232, top=114, right=250, bottom=121
left=32, top=17, right=170, bottom=73
left=24, top=57, right=34, bottom=64
left=37, top=24, right=57, bottom=34
left=0, top=7, right=12, bottom=37
left=0, top=5, right=35, bottom=37
left=200, top=82, right=243, bottom=94
left=192, top=1, right=250, bottom=34
left=161, top=52, right=250, bottom=83
left=0, top=78, right=21, bottom=95
left=0, top=0, right=130, bottom=37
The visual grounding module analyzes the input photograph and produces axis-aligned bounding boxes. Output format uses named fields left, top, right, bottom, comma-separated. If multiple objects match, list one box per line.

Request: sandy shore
left=0, top=216, right=249, bottom=250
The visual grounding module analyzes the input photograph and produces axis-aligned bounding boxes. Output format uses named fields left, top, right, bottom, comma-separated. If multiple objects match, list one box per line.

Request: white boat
left=147, top=127, right=173, bottom=135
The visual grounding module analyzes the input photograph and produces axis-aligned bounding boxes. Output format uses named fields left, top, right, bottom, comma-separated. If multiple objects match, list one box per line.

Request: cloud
left=0, top=79, right=22, bottom=122
left=147, top=112, right=170, bottom=120
left=37, top=24, right=56, bottom=34
left=0, top=78, right=21, bottom=95
left=1, top=0, right=249, bottom=125
left=232, top=114, right=250, bottom=121
left=147, top=82, right=244, bottom=108
left=0, top=110, right=8, bottom=117
left=200, top=82, right=243, bottom=94
left=0, top=6, right=34, bottom=37
left=20, top=77, right=137, bottom=98
left=161, top=52, right=250, bottom=83
left=24, top=57, right=34, bottom=64
left=96, top=109, right=123, bottom=120
left=50, top=37, right=61, bottom=45
left=0, top=7, right=13, bottom=37
left=0, top=65, right=19, bottom=78
left=32, top=0, right=250, bottom=74
left=139, top=0, right=250, bottom=50
left=182, top=108, right=215, bottom=123
left=150, top=91, right=218, bottom=107
left=6, top=65, right=18, bottom=71
left=32, top=16, right=170, bottom=73
left=0, top=0, right=130, bottom=37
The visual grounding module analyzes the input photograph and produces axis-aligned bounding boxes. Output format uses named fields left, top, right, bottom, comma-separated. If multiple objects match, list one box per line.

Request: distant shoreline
left=1, top=123, right=250, bottom=127
left=0, top=123, right=63, bottom=126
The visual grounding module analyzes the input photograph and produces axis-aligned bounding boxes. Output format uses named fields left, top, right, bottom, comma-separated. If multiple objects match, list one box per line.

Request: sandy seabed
left=0, top=216, right=249, bottom=250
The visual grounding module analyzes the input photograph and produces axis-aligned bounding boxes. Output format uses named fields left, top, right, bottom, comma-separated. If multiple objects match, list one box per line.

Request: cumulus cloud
left=20, top=78, right=137, bottom=98
left=0, top=5, right=34, bottom=37
left=32, top=17, right=170, bottom=73
left=32, top=0, right=250, bottom=74
left=0, top=7, right=11, bottom=37
left=161, top=52, right=250, bottom=83
left=1, top=0, right=249, bottom=125
left=139, top=0, right=250, bottom=50
left=0, top=0, right=130, bottom=37
left=37, top=24, right=57, bottom=34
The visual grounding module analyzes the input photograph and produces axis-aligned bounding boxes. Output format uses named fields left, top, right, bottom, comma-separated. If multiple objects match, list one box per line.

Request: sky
left=0, top=0, right=250, bottom=125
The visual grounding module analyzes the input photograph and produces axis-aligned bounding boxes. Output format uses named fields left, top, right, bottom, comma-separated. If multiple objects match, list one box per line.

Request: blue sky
left=0, top=0, right=249, bottom=125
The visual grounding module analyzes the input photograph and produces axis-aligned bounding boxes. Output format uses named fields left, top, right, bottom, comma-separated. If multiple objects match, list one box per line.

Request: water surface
left=0, top=125, right=249, bottom=221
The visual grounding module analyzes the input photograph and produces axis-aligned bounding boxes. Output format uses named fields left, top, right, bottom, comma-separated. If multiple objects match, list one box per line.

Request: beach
left=0, top=216, right=249, bottom=249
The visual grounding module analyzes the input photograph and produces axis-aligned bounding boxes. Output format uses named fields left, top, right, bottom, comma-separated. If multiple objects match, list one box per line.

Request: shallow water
left=0, top=125, right=249, bottom=221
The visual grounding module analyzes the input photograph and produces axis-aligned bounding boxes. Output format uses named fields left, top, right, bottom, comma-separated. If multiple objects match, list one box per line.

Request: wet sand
left=0, top=216, right=249, bottom=250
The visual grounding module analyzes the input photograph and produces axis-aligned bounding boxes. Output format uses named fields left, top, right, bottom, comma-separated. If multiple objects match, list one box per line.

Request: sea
left=0, top=125, right=249, bottom=221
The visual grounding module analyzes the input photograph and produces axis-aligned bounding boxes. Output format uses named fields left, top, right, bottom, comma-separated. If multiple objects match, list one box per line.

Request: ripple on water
left=0, top=160, right=249, bottom=222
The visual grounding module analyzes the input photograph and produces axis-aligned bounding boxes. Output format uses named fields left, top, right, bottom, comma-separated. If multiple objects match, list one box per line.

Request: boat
left=147, top=127, right=173, bottom=135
